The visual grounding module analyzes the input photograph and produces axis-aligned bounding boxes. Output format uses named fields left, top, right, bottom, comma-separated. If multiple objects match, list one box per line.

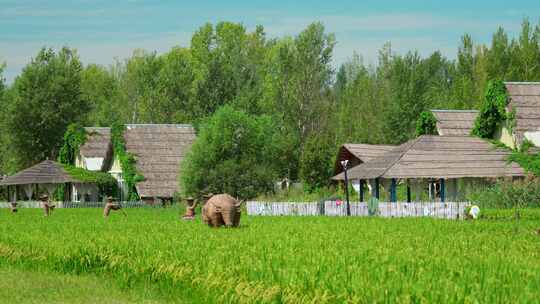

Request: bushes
left=415, top=110, right=438, bottom=136
left=508, top=139, right=540, bottom=176
left=180, top=106, right=282, bottom=199
left=63, top=165, right=118, bottom=197
left=469, top=177, right=540, bottom=209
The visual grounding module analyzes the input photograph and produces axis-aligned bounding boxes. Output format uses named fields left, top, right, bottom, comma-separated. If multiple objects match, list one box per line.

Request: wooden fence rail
left=247, top=201, right=470, bottom=219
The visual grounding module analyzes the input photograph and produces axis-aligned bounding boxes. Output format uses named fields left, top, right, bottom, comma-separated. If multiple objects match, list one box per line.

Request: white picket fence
left=247, top=201, right=470, bottom=219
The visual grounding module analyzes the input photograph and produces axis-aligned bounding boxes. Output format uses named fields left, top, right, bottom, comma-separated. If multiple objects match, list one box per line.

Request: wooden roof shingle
left=334, top=144, right=395, bottom=174
left=79, top=127, right=112, bottom=159
left=0, top=160, right=82, bottom=186
left=431, top=109, right=478, bottom=136
left=124, top=124, right=196, bottom=198
left=506, top=82, right=540, bottom=145
left=332, top=135, right=525, bottom=180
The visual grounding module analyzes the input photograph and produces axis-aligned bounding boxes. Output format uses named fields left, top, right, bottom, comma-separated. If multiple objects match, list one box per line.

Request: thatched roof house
left=123, top=124, right=196, bottom=199
left=497, top=82, right=540, bottom=148
left=76, top=124, right=196, bottom=201
left=431, top=110, right=478, bottom=136
left=77, top=127, right=112, bottom=171
left=334, top=144, right=395, bottom=174
left=333, top=135, right=524, bottom=181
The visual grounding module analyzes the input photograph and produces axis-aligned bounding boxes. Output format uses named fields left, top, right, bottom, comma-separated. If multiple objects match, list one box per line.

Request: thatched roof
left=78, top=127, right=113, bottom=171
left=124, top=124, right=196, bottom=198
left=80, top=127, right=111, bottom=159
left=431, top=110, right=478, bottom=136
left=333, top=135, right=525, bottom=180
left=506, top=82, right=540, bottom=144
left=0, top=160, right=82, bottom=186
left=334, top=144, right=395, bottom=174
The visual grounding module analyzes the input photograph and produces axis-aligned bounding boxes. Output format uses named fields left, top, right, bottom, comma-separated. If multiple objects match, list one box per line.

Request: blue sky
left=1, top=0, right=539, bottom=83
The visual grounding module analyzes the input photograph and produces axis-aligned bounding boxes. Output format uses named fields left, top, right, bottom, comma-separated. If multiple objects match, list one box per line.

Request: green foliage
left=4, top=47, right=89, bottom=169
left=58, top=124, right=87, bottom=165
left=111, top=123, right=144, bottom=200
left=472, top=80, right=509, bottom=138
left=508, top=139, right=540, bottom=176
left=181, top=105, right=281, bottom=199
left=468, top=177, right=540, bottom=209
left=1, top=209, right=540, bottom=303
left=415, top=110, right=438, bottom=136
left=81, top=64, right=122, bottom=126
left=255, top=186, right=344, bottom=202
left=299, top=135, right=335, bottom=192
left=62, top=165, right=118, bottom=197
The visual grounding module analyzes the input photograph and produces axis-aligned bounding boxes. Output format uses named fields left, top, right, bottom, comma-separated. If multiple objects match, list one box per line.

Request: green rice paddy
left=0, top=207, right=539, bottom=303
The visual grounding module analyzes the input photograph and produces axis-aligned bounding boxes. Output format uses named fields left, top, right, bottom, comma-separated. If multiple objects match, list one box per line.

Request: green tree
left=180, top=106, right=282, bottom=199
left=82, top=64, right=122, bottom=126
left=5, top=47, right=89, bottom=169
left=299, top=135, right=335, bottom=192
left=157, top=47, right=195, bottom=123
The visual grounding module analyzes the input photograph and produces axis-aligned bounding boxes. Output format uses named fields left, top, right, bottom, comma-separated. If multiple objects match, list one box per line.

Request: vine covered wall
left=471, top=80, right=510, bottom=139
left=111, top=123, right=144, bottom=200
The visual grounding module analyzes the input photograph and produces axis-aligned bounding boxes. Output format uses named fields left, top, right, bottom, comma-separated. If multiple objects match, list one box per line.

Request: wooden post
left=375, top=178, right=380, bottom=200
left=359, top=180, right=364, bottom=202
left=390, top=178, right=397, bottom=203
left=440, top=178, right=446, bottom=203
left=406, top=182, right=411, bottom=203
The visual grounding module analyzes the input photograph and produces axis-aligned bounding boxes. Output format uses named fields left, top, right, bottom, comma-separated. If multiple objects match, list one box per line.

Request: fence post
left=390, top=178, right=397, bottom=203
left=440, top=179, right=446, bottom=203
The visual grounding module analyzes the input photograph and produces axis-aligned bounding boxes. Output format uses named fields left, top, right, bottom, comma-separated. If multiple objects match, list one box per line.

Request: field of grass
left=0, top=207, right=539, bottom=303
left=0, top=265, right=169, bottom=304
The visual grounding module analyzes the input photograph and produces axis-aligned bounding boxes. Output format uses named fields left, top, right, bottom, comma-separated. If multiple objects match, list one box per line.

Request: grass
left=0, top=265, right=167, bottom=304
left=0, top=207, right=539, bottom=303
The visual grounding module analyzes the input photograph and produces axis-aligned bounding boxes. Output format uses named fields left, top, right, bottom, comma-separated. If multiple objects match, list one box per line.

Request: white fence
left=247, top=201, right=470, bottom=219
left=0, top=201, right=159, bottom=209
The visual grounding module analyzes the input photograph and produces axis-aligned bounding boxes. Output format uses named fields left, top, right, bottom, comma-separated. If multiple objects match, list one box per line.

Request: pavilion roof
left=332, top=135, right=525, bottom=180
left=0, top=160, right=83, bottom=186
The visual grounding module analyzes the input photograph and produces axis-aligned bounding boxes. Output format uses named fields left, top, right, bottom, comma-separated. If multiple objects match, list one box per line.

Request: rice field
left=0, top=207, right=539, bottom=303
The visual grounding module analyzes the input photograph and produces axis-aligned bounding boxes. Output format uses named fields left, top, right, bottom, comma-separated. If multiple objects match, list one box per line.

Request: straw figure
left=103, top=196, right=125, bottom=217
left=10, top=202, right=18, bottom=213
left=202, top=193, right=242, bottom=228
left=40, top=194, right=55, bottom=216
left=181, top=197, right=197, bottom=220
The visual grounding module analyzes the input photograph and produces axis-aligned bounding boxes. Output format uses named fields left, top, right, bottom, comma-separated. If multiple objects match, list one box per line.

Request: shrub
left=472, top=80, right=509, bottom=138
left=468, top=177, right=540, bottom=209
left=180, top=106, right=282, bottom=200
left=415, top=110, right=438, bottom=136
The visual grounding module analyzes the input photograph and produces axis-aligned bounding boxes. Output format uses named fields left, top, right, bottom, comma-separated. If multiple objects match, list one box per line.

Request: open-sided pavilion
left=332, top=135, right=525, bottom=202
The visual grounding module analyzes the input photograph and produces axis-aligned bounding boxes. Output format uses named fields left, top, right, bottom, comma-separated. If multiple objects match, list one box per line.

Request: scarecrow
left=103, top=196, right=125, bottom=217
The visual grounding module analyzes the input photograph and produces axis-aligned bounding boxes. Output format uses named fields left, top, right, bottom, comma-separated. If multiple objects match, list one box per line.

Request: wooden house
left=75, top=124, right=196, bottom=202
left=496, top=82, right=540, bottom=149
left=332, top=135, right=525, bottom=202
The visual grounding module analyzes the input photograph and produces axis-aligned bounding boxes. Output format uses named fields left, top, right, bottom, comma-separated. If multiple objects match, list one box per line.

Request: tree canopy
left=2, top=19, right=540, bottom=192
left=180, top=105, right=282, bottom=199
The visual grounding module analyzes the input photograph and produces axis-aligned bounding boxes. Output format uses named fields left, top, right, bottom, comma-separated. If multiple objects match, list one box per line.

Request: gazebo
left=332, top=135, right=525, bottom=202
left=0, top=160, right=87, bottom=202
